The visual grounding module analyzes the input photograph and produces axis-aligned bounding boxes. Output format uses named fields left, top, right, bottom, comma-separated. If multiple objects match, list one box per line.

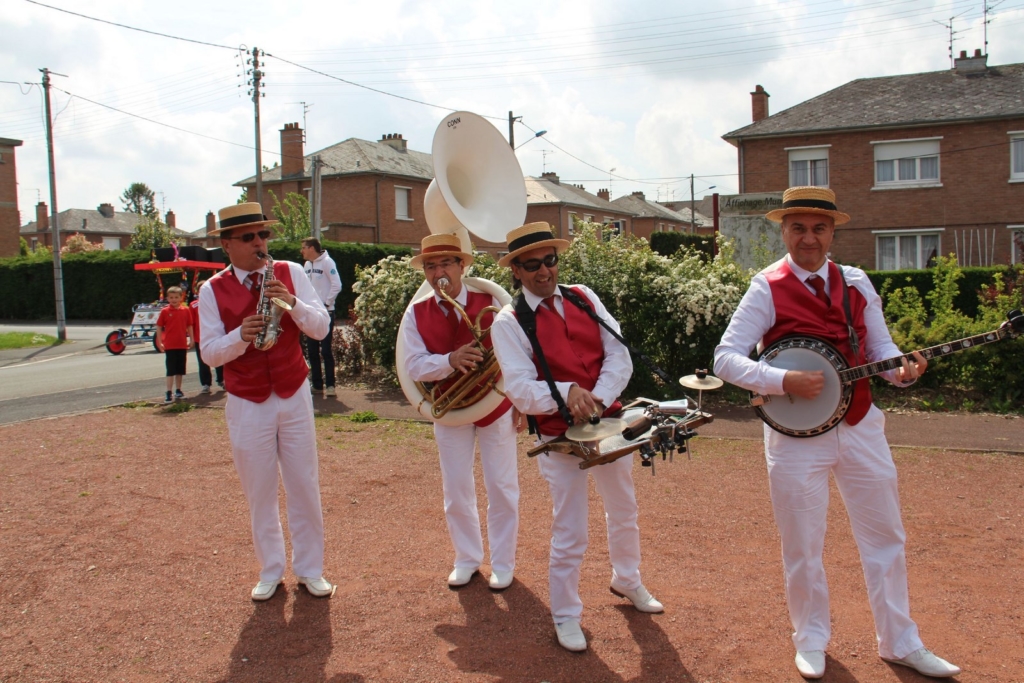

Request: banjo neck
left=838, top=325, right=1011, bottom=383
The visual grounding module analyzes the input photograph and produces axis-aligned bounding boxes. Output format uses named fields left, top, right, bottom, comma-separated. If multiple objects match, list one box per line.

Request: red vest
left=764, top=260, right=872, bottom=426
left=209, top=261, right=309, bottom=403
left=515, top=287, right=622, bottom=436
left=413, top=290, right=512, bottom=427
left=189, top=300, right=201, bottom=345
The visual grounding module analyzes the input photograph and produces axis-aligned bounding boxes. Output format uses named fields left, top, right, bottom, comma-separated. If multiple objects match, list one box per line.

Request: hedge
left=649, top=232, right=715, bottom=259
left=866, top=264, right=1021, bottom=319
left=0, top=240, right=411, bottom=321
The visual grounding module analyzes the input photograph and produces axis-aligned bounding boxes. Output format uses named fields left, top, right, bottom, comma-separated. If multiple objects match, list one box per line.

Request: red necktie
left=542, top=296, right=558, bottom=313
left=807, top=274, right=830, bottom=306
left=444, top=303, right=460, bottom=334
left=247, top=272, right=262, bottom=291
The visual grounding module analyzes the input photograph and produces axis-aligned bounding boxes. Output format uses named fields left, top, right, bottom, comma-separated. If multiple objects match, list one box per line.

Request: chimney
left=165, top=210, right=176, bottom=228
left=379, top=133, right=408, bottom=152
left=98, top=203, right=114, bottom=218
left=751, top=84, right=770, bottom=122
left=280, top=122, right=305, bottom=177
left=954, top=48, right=988, bottom=75
left=541, top=171, right=560, bottom=185
left=631, top=190, right=646, bottom=200
left=36, top=201, right=48, bottom=231
left=597, top=188, right=610, bottom=201
left=205, top=211, right=216, bottom=236
left=82, top=218, right=87, bottom=230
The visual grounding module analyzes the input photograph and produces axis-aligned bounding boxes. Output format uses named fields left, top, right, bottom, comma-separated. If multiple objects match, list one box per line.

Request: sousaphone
left=396, top=111, right=527, bottom=426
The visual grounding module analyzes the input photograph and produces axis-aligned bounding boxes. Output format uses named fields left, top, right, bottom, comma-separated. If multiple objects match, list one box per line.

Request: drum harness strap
left=513, top=285, right=673, bottom=435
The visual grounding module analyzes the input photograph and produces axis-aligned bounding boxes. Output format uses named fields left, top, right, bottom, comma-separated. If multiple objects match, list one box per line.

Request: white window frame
left=872, top=228, right=944, bottom=270
left=102, top=237, right=121, bottom=251
left=1010, top=225, right=1024, bottom=264
left=871, top=137, right=942, bottom=190
left=583, top=214, right=593, bottom=223
left=395, top=186, right=412, bottom=220
left=786, top=145, right=830, bottom=188
left=567, top=212, right=576, bottom=236
left=1010, top=131, right=1024, bottom=182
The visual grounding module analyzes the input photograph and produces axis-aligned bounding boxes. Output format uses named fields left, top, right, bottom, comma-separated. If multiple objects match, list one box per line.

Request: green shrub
left=868, top=264, right=1019, bottom=319
left=649, top=232, right=715, bottom=260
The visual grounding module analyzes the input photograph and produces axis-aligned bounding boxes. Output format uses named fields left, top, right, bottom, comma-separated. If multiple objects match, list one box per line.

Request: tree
left=269, top=190, right=311, bottom=242
left=121, top=182, right=158, bottom=219
left=62, top=233, right=103, bottom=254
left=129, top=217, right=174, bottom=250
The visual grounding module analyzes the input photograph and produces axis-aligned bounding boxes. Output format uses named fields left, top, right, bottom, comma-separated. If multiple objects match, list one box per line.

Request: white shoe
left=488, top=570, right=513, bottom=590
left=325, top=386, right=337, bottom=397
left=200, top=385, right=211, bottom=394
left=555, top=620, right=587, bottom=651
left=883, top=648, right=960, bottom=678
left=795, top=650, right=826, bottom=679
left=296, top=576, right=334, bottom=598
left=610, top=582, right=664, bottom=613
left=447, top=566, right=478, bottom=587
left=251, top=579, right=280, bottom=602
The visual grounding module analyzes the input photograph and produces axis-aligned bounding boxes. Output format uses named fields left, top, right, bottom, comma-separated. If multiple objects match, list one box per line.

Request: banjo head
left=756, top=337, right=852, bottom=437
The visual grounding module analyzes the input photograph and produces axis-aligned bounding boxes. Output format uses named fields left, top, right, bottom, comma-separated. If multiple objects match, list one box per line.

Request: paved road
left=0, top=322, right=192, bottom=425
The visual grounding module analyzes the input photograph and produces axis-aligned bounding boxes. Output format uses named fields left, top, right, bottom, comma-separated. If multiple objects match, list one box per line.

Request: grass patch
left=0, top=332, right=59, bottom=349
left=163, top=402, right=194, bottom=414
left=120, top=401, right=149, bottom=409
left=348, top=410, right=379, bottom=423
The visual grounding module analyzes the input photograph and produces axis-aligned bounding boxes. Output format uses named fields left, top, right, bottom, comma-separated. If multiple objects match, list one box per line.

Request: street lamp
left=514, top=130, right=547, bottom=151
left=690, top=175, right=716, bottom=234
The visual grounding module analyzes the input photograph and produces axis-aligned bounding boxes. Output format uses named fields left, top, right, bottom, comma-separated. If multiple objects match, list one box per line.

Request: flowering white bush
left=350, top=224, right=750, bottom=397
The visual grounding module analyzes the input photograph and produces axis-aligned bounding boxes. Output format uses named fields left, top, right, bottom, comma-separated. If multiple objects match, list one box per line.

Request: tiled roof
left=21, top=209, right=192, bottom=237
left=525, top=176, right=623, bottom=212
left=611, top=194, right=689, bottom=221
left=235, top=137, right=434, bottom=185
left=723, top=61, right=1024, bottom=141
left=0, top=137, right=23, bottom=146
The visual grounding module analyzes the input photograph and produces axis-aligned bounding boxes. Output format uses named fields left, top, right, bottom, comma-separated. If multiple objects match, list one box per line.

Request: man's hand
left=897, top=350, right=927, bottom=384
left=449, top=344, right=484, bottom=374
left=566, top=384, right=604, bottom=422
left=511, top=407, right=527, bottom=433
left=783, top=370, right=826, bottom=400
left=264, top=279, right=296, bottom=308
left=239, top=314, right=267, bottom=344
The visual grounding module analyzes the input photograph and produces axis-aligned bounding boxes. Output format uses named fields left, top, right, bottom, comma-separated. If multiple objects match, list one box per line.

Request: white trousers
left=433, top=412, right=519, bottom=573
left=765, top=404, right=923, bottom=659
left=536, top=446, right=642, bottom=624
left=226, top=380, right=324, bottom=582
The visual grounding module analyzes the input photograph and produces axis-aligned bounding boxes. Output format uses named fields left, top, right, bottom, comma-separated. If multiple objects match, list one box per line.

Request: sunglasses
left=225, top=230, right=272, bottom=243
left=513, top=253, right=559, bottom=273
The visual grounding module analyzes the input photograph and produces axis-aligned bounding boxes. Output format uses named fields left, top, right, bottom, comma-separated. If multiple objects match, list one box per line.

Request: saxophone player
left=199, top=203, right=334, bottom=602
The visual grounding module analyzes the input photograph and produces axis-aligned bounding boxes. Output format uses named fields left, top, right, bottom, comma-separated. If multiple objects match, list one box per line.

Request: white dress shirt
left=400, top=284, right=503, bottom=383
left=199, top=260, right=330, bottom=368
left=490, top=284, right=632, bottom=415
left=713, top=255, right=906, bottom=395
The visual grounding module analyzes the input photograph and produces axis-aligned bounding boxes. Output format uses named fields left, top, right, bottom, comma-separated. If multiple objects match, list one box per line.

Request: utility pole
left=690, top=174, right=696, bottom=235
left=40, top=67, right=67, bottom=342
left=310, top=155, right=323, bottom=240
left=247, top=48, right=265, bottom=208
left=508, top=111, right=522, bottom=149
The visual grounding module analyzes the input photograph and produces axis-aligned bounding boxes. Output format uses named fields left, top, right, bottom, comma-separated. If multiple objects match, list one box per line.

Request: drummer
left=490, top=222, right=662, bottom=653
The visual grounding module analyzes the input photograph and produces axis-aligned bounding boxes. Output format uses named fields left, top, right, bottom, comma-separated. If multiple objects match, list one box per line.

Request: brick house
left=20, top=202, right=193, bottom=251
left=235, top=124, right=457, bottom=251
left=611, top=192, right=714, bottom=239
left=0, top=137, right=23, bottom=258
left=524, top=173, right=634, bottom=242
left=722, top=52, right=1024, bottom=269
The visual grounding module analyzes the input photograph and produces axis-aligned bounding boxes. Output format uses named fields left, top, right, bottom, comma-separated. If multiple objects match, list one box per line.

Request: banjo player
left=713, top=187, right=960, bottom=679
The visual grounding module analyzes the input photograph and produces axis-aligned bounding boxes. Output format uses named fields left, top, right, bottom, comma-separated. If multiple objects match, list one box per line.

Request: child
left=156, top=286, right=194, bottom=403
left=190, top=280, right=224, bottom=393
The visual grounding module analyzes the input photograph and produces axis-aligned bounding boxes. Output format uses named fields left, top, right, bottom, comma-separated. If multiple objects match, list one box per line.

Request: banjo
left=750, top=309, right=1023, bottom=437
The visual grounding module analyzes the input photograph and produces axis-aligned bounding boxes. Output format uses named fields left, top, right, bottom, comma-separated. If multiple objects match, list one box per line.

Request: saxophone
left=252, top=252, right=293, bottom=351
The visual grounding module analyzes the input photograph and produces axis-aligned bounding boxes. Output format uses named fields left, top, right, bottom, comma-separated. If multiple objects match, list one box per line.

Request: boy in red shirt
left=156, top=286, right=194, bottom=403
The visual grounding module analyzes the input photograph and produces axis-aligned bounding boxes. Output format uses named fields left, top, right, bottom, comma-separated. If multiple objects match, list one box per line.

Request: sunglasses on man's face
left=226, top=230, right=272, bottom=243
left=513, top=253, right=559, bottom=273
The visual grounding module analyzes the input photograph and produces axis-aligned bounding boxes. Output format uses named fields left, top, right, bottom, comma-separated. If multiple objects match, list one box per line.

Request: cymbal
left=565, top=417, right=626, bottom=442
left=679, top=374, right=724, bottom=391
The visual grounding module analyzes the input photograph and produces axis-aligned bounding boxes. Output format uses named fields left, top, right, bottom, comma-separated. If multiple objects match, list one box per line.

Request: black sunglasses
left=225, top=230, right=272, bottom=243
left=513, top=253, right=559, bottom=272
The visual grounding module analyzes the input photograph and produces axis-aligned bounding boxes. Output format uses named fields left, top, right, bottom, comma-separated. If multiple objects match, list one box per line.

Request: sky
left=2, top=0, right=1023, bottom=233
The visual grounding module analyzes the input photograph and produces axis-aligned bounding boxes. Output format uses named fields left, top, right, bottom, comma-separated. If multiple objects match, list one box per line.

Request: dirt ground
left=1, top=406, right=1022, bottom=683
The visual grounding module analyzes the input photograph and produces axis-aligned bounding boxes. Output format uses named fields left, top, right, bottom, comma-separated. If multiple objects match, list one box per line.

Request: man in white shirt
left=301, top=238, right=342, bottom=397
left=490, top=222, right=662, bottom=653
left=713, top=187, right=959, bottom=679
left=199, top=203, right=333, bottom=602
left=399, top=233, right=519, bottom=591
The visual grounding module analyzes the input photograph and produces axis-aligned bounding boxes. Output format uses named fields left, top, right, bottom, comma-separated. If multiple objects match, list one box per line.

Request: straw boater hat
left=209, top=202, right=279, bottom=237
left=409, top=233, right=475, bottom=269
left=497, top=222, right=571, bottom=267
left=764, top=186, right=851, bottom=225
